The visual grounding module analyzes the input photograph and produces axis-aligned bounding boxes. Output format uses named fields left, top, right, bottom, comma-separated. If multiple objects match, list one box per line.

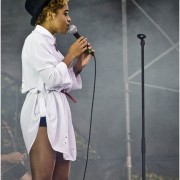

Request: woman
left=21, top=0, right=94, bottom=179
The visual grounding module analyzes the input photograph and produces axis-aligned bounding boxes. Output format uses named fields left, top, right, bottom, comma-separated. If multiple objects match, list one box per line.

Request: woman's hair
left=36, top=0, right=68, bottom=25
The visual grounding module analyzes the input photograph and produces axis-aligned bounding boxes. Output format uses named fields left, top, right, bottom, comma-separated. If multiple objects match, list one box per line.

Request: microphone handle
left=73, top=32, right=81, bottom=39
left=73, top=32, right=94, bottom=56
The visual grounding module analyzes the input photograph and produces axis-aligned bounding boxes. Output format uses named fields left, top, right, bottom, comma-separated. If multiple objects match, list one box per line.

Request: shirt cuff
left=69, top=67, right=82, bottom=90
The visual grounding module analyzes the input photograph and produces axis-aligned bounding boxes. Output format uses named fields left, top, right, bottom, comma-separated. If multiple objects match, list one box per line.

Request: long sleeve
left=68, top=67, right=82, bottom=91
left=24, top=33, right=72, bottom=90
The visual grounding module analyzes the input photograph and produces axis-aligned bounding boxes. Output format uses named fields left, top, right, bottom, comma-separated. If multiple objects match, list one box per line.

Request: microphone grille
left=68, top=24, right=77, bottom=34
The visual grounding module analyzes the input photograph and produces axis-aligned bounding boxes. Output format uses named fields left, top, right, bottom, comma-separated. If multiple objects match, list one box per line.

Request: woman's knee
left=32, top=171, right=54, bottom=180
left=52, top=153, right=70, bottom=180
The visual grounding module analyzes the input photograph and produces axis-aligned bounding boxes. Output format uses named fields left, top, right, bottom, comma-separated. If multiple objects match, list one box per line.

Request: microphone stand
left=137, top=34, right=146, bottom=180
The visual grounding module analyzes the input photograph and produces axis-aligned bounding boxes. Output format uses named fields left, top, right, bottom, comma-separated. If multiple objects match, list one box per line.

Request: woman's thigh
left=52, top=152, right=71, bottom=180
left=30, top=127, right=56, bottom=180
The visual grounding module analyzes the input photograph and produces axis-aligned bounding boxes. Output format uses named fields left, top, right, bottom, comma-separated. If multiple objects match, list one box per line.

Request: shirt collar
left=34, top=25, right=56, bottom=45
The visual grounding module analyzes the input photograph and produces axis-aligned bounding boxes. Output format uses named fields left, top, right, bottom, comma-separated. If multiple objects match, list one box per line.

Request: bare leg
left=30, top=127, right=56, bottom=180
left=52, top=152, right=70, bottom=180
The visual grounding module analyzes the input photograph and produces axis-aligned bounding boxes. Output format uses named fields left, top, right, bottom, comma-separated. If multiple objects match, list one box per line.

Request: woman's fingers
left=87, top=44, right=93, bottom=51
left=73, top=37, right=95, bottom=56
left=80, top=39, right=88, bottom=48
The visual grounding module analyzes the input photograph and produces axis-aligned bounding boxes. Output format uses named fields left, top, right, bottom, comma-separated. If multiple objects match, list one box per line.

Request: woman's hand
left=73, top=43, right=95, bottom=76
left=2, top=152, right=24, bottom=163
left=69, top=37, right=89, bottom=58
left=63, top=37, right=89, bottom=68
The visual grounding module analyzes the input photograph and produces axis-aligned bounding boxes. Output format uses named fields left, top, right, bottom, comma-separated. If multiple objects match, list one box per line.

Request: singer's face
left=50, top=3, right=71, bottom=34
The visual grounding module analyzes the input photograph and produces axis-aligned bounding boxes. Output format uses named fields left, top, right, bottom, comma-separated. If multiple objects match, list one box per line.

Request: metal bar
left=129, top=81, right=179, bottom=93
left=137, top=34, right=146, bottom=180
left=122, top=0, right=132, bottom=179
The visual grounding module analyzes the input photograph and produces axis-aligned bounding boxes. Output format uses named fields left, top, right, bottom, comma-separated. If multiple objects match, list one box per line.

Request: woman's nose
left=68, top=16, right=71, bottom=23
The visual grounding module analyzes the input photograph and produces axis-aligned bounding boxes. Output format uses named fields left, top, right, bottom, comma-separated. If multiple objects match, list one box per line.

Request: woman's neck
left=40, top=22, right=56, bottom=35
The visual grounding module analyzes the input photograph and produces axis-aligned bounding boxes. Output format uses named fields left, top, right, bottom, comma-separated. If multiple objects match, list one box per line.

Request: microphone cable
left=68, top=24, right=97, bottom=179
left=82, top=53, right=97, bottom=180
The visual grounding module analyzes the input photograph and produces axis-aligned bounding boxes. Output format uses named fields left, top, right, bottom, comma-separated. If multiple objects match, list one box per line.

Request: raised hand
left=63, top=37, right=89, bottom=68
left=73, top=43, right=95, bottom=76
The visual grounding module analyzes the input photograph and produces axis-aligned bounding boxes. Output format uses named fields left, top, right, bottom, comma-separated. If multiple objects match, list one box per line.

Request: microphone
left=68, top=24, right=94, bottom=55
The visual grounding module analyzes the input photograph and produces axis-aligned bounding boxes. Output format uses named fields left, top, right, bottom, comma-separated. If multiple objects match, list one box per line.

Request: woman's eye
left=64, top=12, right=69, bottom=16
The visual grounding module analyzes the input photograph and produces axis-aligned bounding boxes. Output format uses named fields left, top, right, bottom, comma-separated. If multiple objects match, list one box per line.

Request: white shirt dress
left=20, top=25, right=82, bottom=161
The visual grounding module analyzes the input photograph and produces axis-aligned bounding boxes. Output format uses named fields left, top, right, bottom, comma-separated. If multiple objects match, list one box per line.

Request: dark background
left=1, top=0, right=179, bottom=179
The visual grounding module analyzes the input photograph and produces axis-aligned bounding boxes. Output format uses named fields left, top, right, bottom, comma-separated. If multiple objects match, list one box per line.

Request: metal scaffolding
left=129, top=0, right=179, bottom=90
left=121, top=0, right=178, bottom=179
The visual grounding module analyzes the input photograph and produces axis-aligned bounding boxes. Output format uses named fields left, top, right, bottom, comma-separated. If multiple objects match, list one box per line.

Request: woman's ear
left=47, top=11, right=55, bottom=21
